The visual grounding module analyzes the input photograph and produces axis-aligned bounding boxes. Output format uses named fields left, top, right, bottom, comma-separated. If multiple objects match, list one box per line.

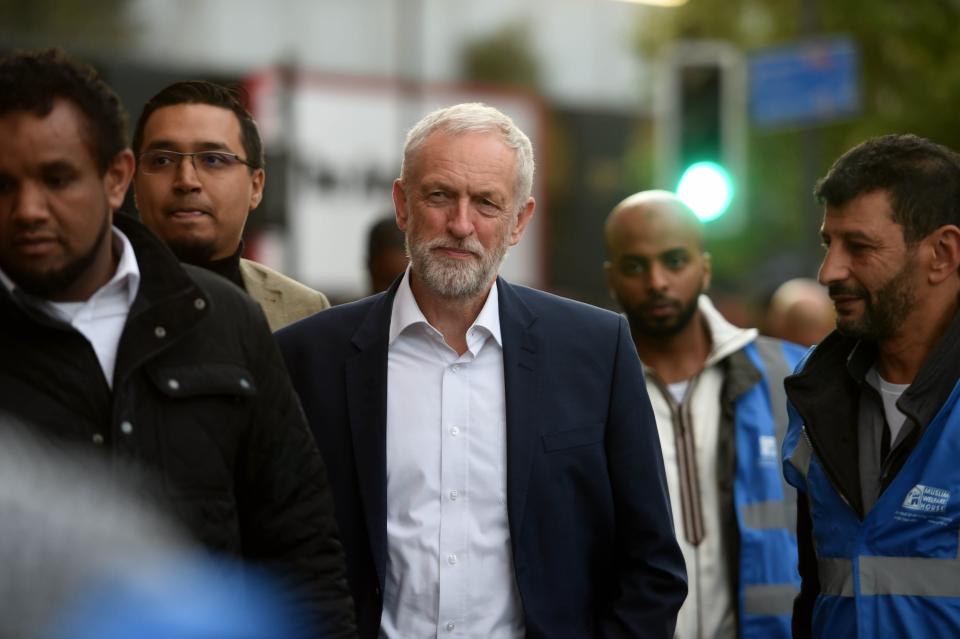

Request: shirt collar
left=846, top=338, right=878, bottom=384
left=0, top=225, right=140, bottom=307
left=389, top=267, right=502, bottom=350
left=110, top=226, right=141, bottom=307
left=0, top=265, right=15, bottom=294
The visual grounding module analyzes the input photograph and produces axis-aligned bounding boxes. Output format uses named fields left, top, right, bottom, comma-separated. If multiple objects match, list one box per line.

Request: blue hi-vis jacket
left=783, top=361, right=960, bottom=638
left=734, top=338, right=806, bottom=639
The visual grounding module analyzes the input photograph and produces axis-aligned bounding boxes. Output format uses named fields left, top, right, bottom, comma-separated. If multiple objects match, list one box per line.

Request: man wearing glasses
left=133, top=81, right=329, bottom=330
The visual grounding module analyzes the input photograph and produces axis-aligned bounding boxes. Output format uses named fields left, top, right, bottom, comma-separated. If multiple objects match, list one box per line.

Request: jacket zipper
left=800, top=424, right=857, bottom=516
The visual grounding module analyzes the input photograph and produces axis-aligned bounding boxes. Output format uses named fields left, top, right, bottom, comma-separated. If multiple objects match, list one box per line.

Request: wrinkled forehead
left=820, top=190, right=900, bottom=235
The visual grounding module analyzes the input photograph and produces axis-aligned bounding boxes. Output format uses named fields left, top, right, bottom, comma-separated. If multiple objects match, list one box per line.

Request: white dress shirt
left=381, top=269, right=523, bottom=638
left=0, top=227, right=140, bottom=387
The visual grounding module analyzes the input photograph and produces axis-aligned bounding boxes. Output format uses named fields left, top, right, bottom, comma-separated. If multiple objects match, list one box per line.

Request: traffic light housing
left=655, top=41, right=746, bottom=234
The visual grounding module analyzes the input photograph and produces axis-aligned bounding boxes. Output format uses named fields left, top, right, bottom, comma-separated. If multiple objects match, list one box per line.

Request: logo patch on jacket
left=901, top=484, right=950, bottom=513
left=759, top=435, right=778, bottom=466
left=895, top=484, right=953, bottom=526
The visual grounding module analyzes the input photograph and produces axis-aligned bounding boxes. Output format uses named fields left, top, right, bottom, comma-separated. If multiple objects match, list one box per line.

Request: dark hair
left=815, top=134, right=960, bottom=244
left=132, top=80, right=264, bottom=170
left=0, top=48, right=128, bottom=173
left=366, top=215, right=406, bottom=260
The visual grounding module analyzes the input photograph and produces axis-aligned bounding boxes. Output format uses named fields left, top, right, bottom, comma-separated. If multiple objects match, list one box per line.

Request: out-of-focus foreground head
left=604, top=190, right=711, bottom=338
left=0, top=417, right=305, bottom=639
left=765, top=277, right=835, bottom=347
left=399, top=102, right=535, bottom=212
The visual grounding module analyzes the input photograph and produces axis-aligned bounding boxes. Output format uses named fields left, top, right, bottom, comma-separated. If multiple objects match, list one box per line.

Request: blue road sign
left=749, top=37, right=860, bottom=129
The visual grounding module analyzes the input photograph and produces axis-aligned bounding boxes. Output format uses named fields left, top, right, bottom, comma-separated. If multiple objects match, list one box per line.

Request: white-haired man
left=278, top=103, right=687, bottom=638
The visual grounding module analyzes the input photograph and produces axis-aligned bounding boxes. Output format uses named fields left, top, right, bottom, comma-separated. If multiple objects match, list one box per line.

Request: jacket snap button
left=167, top=379, right=180, bottom=391
left=194, top=298, right=206, bottom=310
left=154, top=326, right=167, bottom=338
left=120, top=421, right=133, bottom=435
left=92, top=433, right=104, bottom=445
left=239, top=378, right=251, bottom=390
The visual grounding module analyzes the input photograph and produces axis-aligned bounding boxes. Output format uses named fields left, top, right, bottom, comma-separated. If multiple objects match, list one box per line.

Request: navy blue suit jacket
left=277, top=278, right=686, bottom=638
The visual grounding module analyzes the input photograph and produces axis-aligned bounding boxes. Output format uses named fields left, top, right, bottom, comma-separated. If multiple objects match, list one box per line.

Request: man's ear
left=701, top=251, right=713, bottom=293
left=104, top=149, right=135, bottom=211
left=927, top=225, right=960, bottom=285
left=603, top=260, right=618, bottom=303
left=509, top=197, right=536, bottom=246
left=393, top=179, right=409, bottom=230
left=249, top=168, right=265, bottom=210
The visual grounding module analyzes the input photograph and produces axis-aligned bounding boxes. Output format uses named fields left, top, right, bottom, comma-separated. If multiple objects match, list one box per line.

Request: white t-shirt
left=867, top=367, right=910, bottom=446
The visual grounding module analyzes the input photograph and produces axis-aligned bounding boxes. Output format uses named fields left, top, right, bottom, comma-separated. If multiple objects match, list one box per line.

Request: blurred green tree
left=460, top=22, right=541, bottom=90
left=0, top=0, right=135, bottom=50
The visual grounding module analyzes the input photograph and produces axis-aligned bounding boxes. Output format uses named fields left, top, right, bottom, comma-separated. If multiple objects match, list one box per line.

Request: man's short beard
left=162, top=237, right=218, bottom=266
left=406, top=231, right=509, bottom=299
left=624, top=287, right=702, bottom=339
left=7, top=211, right=112, bottom=300
left=833, top=255, right=916, bottom=341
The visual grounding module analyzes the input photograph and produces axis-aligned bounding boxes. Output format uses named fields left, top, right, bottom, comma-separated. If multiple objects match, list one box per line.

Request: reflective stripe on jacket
left=784, top=370, right=960, bottom=638
left=735, top=339, right=805, bottom=639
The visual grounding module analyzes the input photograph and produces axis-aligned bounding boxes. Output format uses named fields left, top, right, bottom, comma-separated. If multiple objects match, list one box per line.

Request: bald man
left=603, top=191, right=803, bottom=639
left=764, top=278, right=835, bottom=347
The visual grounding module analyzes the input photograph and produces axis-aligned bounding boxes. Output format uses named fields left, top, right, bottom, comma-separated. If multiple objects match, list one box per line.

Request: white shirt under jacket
left=0, top=227, right=140, bottom=388
left=380, top=269, right=524, bottom=638
left=642, top=295, right=756, bottom=639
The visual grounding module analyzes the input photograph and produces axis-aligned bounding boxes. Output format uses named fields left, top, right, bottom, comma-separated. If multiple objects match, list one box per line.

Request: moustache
left=827, top=284, right=867, bottom=299
left=640, top=295, right=681, bottom=310
left=423, top=236, right=484, bottom=257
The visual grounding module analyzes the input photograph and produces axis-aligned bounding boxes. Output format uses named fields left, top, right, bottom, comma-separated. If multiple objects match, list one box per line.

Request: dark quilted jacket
left=0, top=213, right=357, bottom=638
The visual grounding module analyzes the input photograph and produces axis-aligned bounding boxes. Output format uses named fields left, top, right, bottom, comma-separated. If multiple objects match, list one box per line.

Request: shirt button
left=167, top=378, right=180, bottom=391
left=450, top=426, right=459, bottom=437
left=92, top=433, right=104, bottom=445
left=446, top=622, right=456, bottom=631
left=154, top=326, right=167, bottom=339
left=120, top=420, right=133, bottom=435
left=193, top=297, right=206, bottom=310
left=449, top=490, right=459, bottom=501
left=447, top=553, right=457, bottom=565
left=451, top=364, right=460, bottom=373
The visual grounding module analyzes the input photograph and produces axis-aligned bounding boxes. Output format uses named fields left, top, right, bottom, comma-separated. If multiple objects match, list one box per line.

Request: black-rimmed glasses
left=138, top=150, right=255, bottom=175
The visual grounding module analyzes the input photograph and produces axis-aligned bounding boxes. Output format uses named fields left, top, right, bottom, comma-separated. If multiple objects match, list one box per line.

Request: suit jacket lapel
left=498, top=278, right=540, bottom=559
left=345, top=286, right=396, bottom=589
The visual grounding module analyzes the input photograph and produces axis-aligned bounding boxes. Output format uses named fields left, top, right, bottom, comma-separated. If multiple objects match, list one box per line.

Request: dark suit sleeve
left=239, top=310, right=358, bottom=638
left=600, top=316, right=688, bottom=638
left=792, top=492, right=818, bottom=639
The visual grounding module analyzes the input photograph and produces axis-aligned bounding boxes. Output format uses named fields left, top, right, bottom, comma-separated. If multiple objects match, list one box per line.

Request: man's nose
left=447, top=197, right=475, bottom=239
left=647, top=262, right=669, bottom=292
left=818, top=245, right=848, bottom=286
left=172, top=154, right=202, bottom=192
left=9, top=181, right=51, bottom=227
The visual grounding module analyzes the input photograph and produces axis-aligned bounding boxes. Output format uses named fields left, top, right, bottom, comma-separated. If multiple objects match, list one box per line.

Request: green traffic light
left=676, top=161, right=734, bottom=222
